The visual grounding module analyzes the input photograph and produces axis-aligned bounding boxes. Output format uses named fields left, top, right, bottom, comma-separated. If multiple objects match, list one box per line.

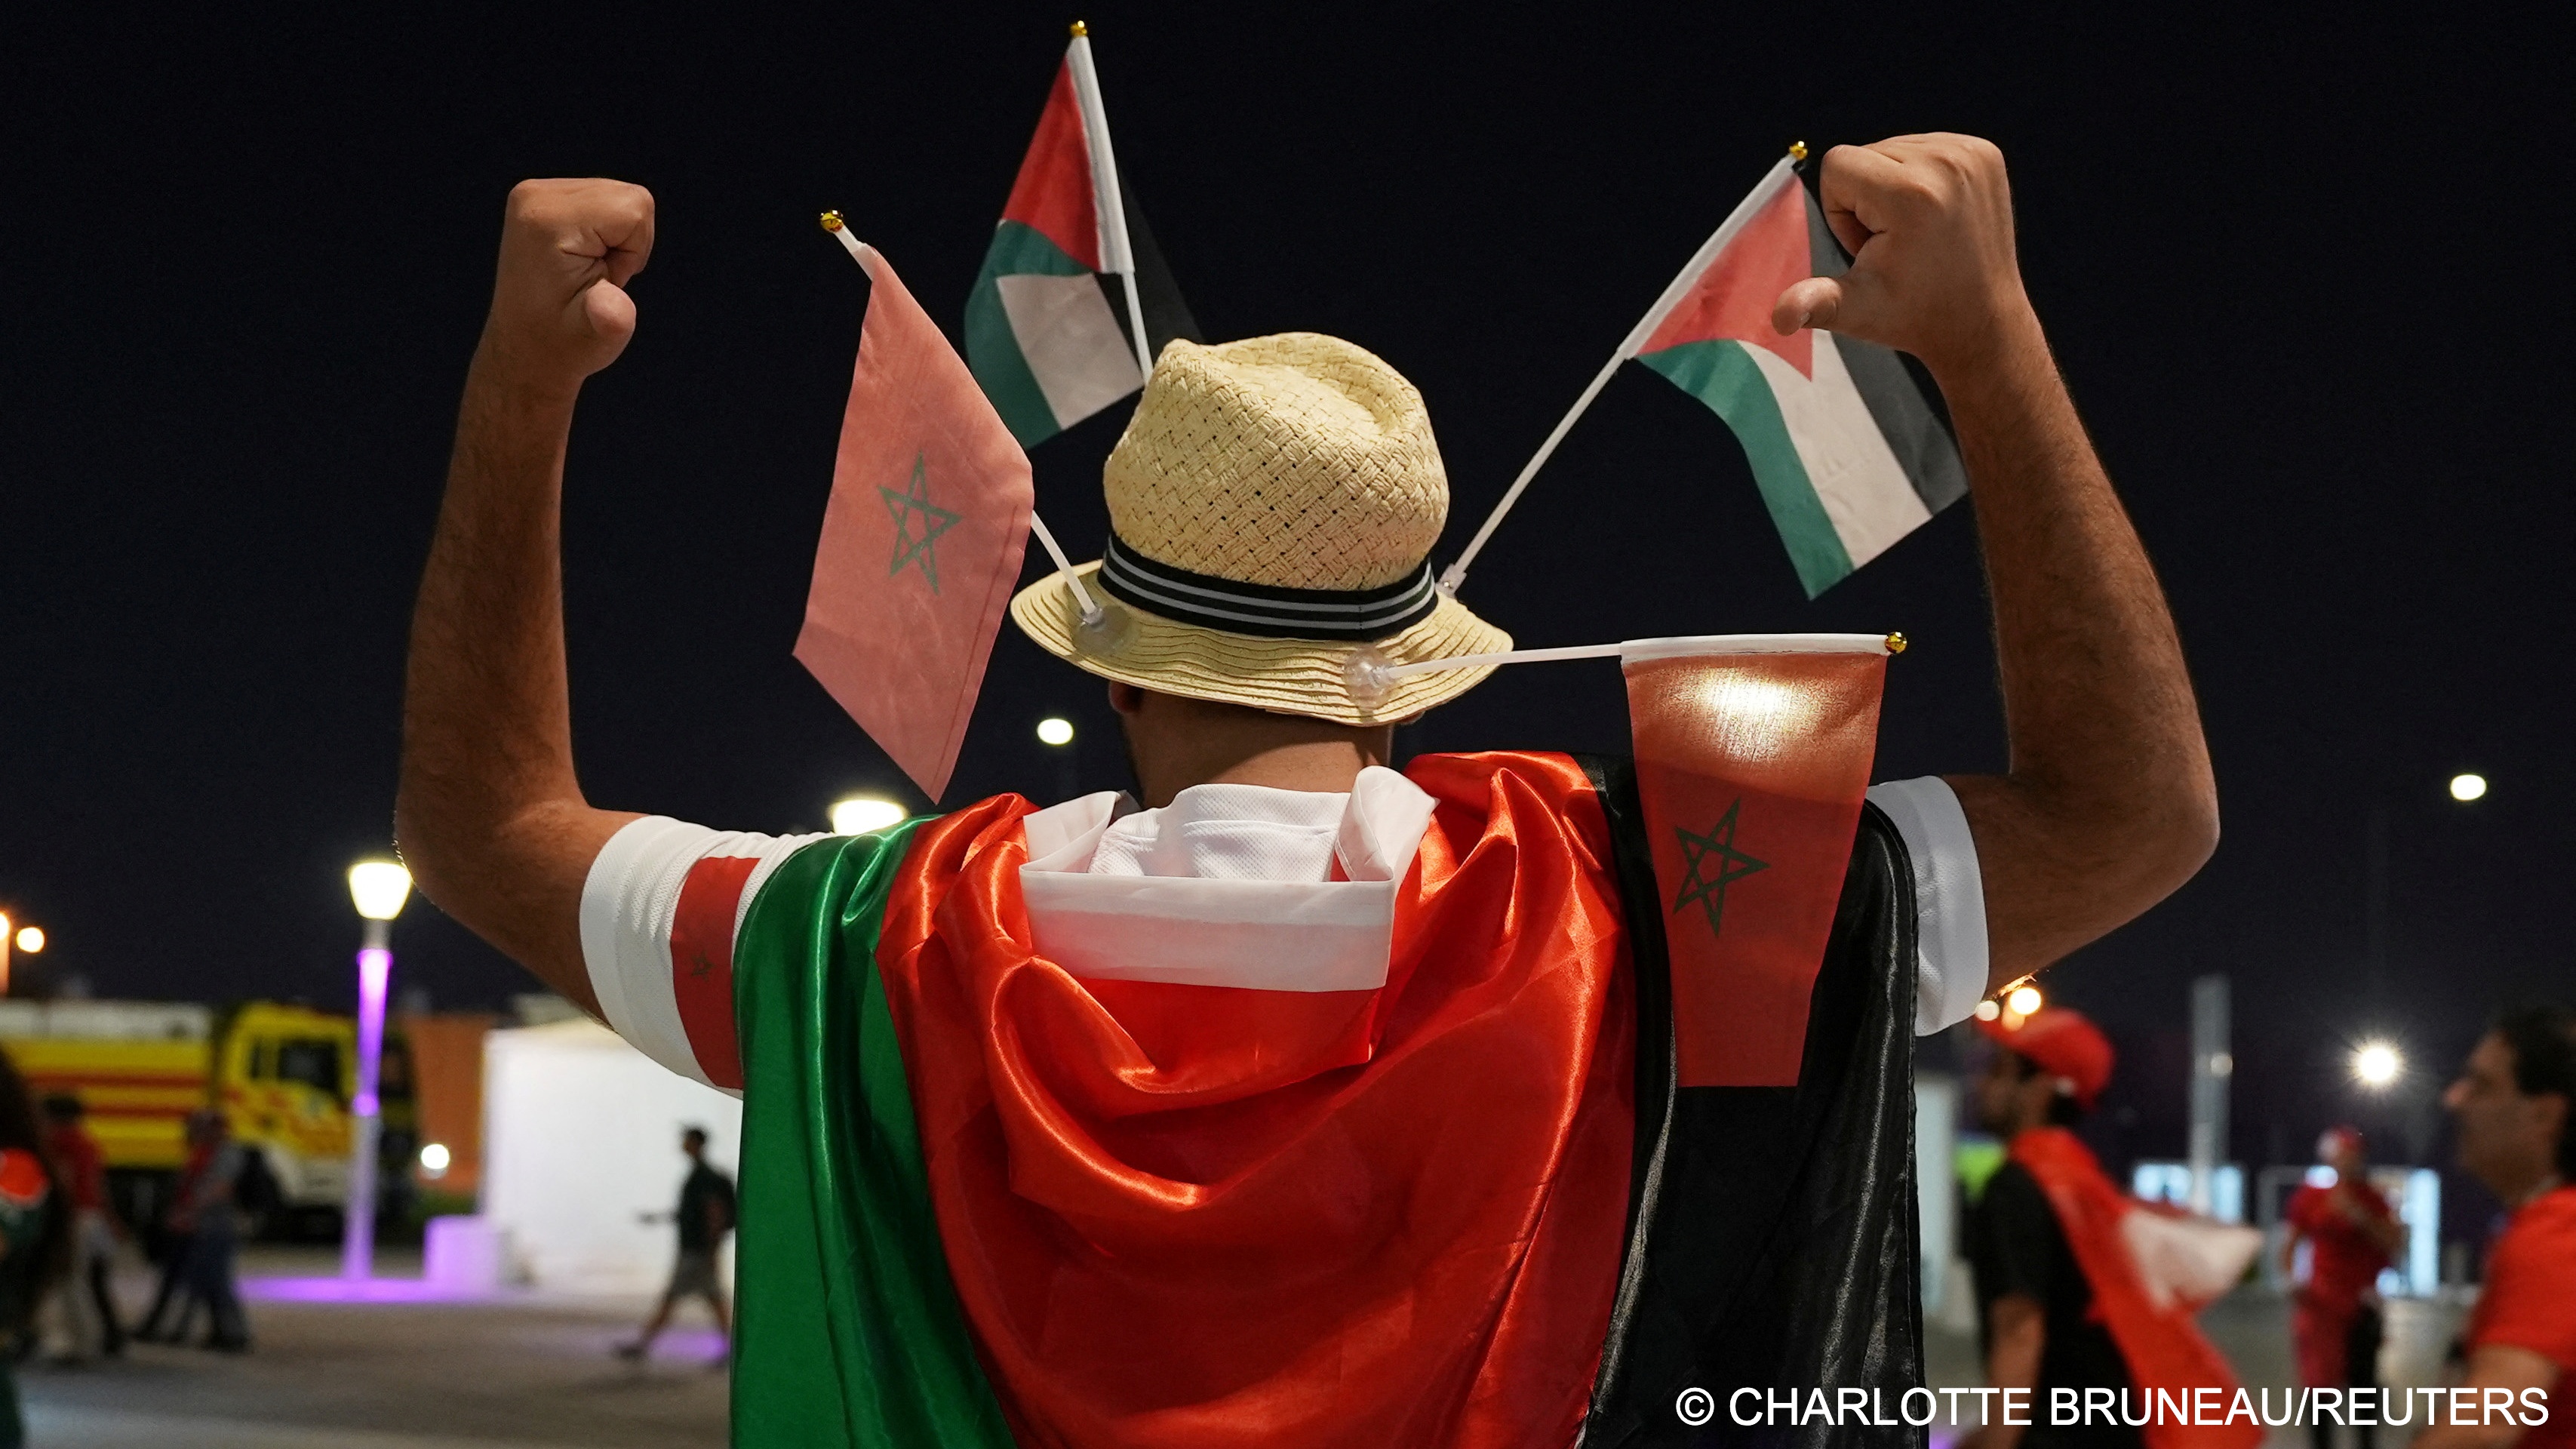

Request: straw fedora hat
left=1010, top=333, right=1508, bottom=725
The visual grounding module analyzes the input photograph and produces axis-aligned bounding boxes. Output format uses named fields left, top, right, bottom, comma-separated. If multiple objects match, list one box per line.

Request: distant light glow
left=419, top=1142, right=451, bottom=1176
left=2448, top=773, right=2487, bottom=802
left=831, top=797, right=905, bottom=835
left=1974, top=999, right=2001, bottom=1022
left=2353, top=1041, right=2402, bottom=1089
left=12, top=928, right=41, bottom=955
left=348, top=860, right=413, bottom=921
left=2006, top=984, right=2044, bottom=1017
left=1036, top=716, right=1075, bottom=747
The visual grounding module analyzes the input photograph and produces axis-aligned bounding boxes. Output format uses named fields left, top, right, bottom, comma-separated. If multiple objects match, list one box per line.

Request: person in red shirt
left=2283, top=1126, right=2404, bottom=1449
left=2418, top=1006, right=2574, bottom=1449
left=39, top=1095, right=124, bottom=1360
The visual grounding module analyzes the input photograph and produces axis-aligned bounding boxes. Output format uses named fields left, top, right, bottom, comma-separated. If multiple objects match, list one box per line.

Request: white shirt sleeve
left=1864, top=777, right=1990, bottom=1036
left=576, top=816, right=826, bottom=1090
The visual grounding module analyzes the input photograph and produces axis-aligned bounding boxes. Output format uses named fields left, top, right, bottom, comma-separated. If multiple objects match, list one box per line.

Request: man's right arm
left=395, top=179, right=658, bottom=1017
left=1775, top=137, right=2220, bottom=995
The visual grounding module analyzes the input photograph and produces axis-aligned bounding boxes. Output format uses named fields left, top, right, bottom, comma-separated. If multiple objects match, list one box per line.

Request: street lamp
left=1036, top=716, right=1075, bottom=746
left=343, top=859, right=410, bottom=1281
left=2353, top=1041, right=2402, bottom=1091
left=831, top=797, right=905, bottom=835
left=0, top=913, right=38, bottom=997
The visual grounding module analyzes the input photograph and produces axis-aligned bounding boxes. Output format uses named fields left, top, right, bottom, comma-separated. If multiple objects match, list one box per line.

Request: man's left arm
left=1776, top=136, right=2218, bottom=994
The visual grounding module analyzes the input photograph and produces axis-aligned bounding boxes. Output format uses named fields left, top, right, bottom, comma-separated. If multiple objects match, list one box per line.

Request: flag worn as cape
left=2011, top=1127, right=2265, bottom=1449
left=730, top=754, right=1635, bottom=1448
left=716, top=751, right=1932, bottom=1447
left=1623, top=638, right=1887, bottom=1088
left=1631, top=158, right=1966, bottom=597
left=794, top=245, right=1032, bottom=802
left=966, top=32, right=1198, bottom=447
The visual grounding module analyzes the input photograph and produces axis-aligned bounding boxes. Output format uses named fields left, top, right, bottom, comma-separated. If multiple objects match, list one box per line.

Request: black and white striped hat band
left=1097, top=533, right=1441, bottom=641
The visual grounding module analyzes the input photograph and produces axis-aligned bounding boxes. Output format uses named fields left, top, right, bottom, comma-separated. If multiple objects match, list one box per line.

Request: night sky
left=8, top=8, right=2568, bottom=1227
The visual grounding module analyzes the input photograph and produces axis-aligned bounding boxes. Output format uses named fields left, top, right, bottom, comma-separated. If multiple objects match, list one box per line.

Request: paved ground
left=15, top=1246, right=2470, bottom=1446
left=19, top=1247, right=727, bottom=1449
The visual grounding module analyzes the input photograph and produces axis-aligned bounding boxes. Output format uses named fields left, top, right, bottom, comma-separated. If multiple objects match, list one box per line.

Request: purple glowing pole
left=343, top=861, right=410, bottom=1283
left=341, top=921, right=390, bottom=1280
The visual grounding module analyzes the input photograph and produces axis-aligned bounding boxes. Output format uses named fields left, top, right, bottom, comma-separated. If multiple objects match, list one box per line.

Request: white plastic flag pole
left=1024, top=512, right=1105, bottom=626
left=1438, top=149, right=1807, bottom=598
left=1345, top=629, right=1898, bottom=709
left=1068, top=23, right=1154, bottom=383
left=820, top=211, right=1104, bottom=626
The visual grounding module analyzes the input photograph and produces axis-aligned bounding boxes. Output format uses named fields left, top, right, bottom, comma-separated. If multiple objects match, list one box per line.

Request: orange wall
left=397, top=1013, right=494, bottom=1198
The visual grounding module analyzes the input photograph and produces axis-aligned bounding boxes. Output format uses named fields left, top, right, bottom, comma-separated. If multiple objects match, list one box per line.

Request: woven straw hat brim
left=1010, top=562, right=1510, bottom=726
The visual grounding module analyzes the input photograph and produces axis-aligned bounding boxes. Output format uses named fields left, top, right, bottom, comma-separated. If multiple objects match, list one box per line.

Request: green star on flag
left=881, top=452, right=961, bottom=592
left=1671, top=798, right=1768, bottom=935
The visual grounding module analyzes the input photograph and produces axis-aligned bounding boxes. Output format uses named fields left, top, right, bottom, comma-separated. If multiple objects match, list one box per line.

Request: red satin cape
left=873, top=752, right=1635, bottom=1448
left=2010, top=1128, right=2262, bottom=1449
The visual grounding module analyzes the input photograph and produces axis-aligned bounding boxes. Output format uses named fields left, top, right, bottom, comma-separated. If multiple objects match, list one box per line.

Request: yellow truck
left=0, top=998, right=417, bottom=1229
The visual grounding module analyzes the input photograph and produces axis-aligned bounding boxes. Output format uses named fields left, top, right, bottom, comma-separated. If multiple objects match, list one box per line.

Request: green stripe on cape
left=730, top=824, right=1014, bottom=1447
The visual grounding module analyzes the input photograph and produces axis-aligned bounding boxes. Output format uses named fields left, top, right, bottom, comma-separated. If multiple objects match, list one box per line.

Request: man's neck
left=1191, top=739, right=1382, bottom=795
left=1123, top=695, right=1396, bottom=808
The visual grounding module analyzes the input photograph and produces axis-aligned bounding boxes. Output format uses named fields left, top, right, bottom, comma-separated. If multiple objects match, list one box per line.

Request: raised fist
left=478, top=178, right=656, bottom=391
left=1771, top=135, right=2032, bottom=377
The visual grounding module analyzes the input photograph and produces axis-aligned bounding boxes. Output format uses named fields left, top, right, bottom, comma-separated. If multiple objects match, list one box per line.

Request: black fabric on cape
left=1575, top=755, right=1927, bottom=1449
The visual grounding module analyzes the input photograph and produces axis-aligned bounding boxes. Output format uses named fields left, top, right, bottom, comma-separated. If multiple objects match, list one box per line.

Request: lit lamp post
left=343, top=859, right=411, bottom=1282
left=1038, top=715, right=1077, bottom=801
left=830, top=797, right=905, bottom=835
left=0, top=915, right=44, bottom=997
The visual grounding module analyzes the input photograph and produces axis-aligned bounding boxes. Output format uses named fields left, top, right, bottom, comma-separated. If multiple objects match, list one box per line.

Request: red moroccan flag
left=796, top=245, right=1034, bottom=801
left=1623, top=637, right=1888, bottom=1087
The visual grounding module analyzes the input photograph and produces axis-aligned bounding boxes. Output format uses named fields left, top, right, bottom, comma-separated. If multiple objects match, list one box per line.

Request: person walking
left=616, top=1126, right=734, bottom=1364
left=131, top=1112, right=201, bottom=1343
left=138, top=1109, right=248, bottom=1351
left=1966, top=1007, right=2144, bottom=1449
left=2417, top=1006, right=2574, bottom=1449
left=38, top=1094, right=124, bottom=1362
left=0, top=1054, right=70, bottom=1449
left=2283, top=1126, right=2402, bottom=1449
left=1966, top=1006, right=2258, bottom=1449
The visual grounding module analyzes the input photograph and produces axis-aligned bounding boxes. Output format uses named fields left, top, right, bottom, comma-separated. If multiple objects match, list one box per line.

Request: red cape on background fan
left=2009, top=1128, right=2264, bottom=1449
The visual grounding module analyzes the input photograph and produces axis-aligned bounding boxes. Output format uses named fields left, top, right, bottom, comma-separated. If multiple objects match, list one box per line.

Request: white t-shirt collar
left=1019, top=766, right=1437, bottom=884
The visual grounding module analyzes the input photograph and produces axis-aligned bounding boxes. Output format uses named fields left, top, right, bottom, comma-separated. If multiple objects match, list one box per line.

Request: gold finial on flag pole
left=1788, top=140, right=1809, bottom=162
left=819, top=210, right=844, bottom=232
left=1070, top=20, right=1087, bottom=35
left=1885, top=632, right=1907, bottom=654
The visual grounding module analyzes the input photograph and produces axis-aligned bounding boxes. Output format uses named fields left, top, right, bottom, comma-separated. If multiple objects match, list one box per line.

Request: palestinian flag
left=1629, top=157, right=1966, bottom=597
left=966, top=29, right=1198, bottom=448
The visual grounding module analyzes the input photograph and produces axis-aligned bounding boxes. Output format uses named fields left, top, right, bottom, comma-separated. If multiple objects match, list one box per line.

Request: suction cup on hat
left=1071, top=594, right=1136, bottom=659
left=1343, top=645, right=1396, bottom=711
